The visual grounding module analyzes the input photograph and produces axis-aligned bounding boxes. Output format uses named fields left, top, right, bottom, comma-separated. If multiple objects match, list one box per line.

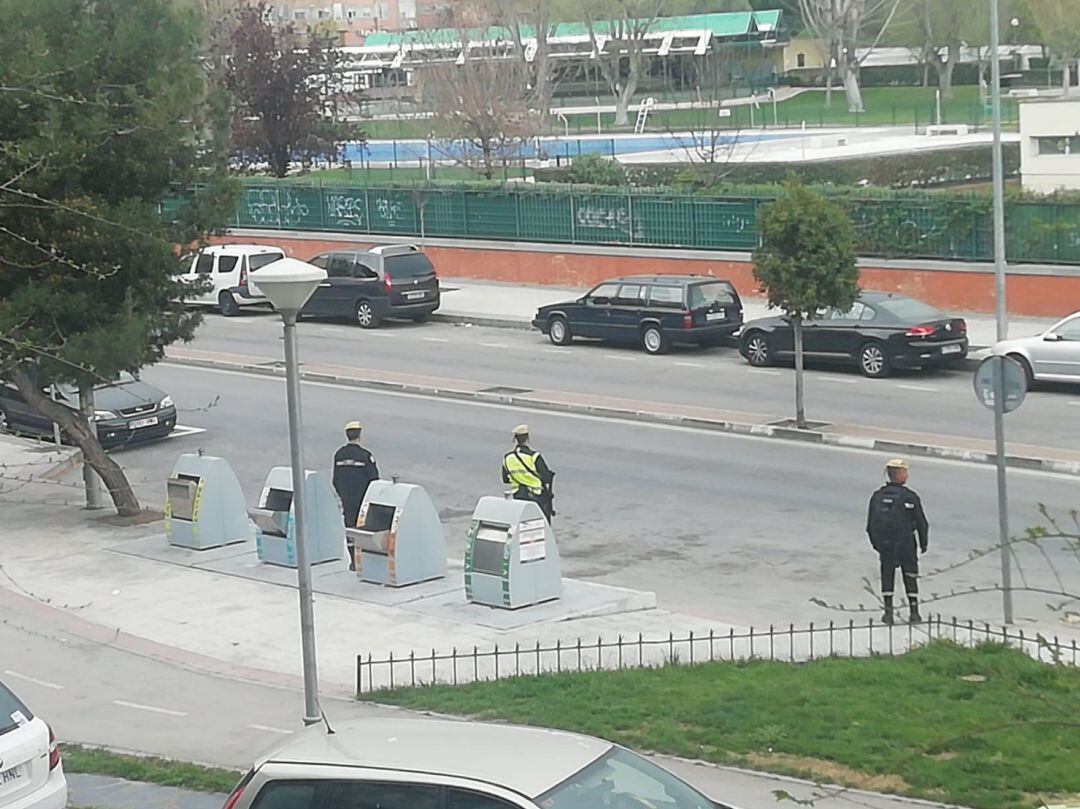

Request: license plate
left=0, top=765, right=23, bottom=786
left=404, top=291, right=424, bottom=300
left=706, top=310, right=727, bottom=321
left=129, top=416, right=159, bottom=429
left=941, top=344, right=962, bottom=355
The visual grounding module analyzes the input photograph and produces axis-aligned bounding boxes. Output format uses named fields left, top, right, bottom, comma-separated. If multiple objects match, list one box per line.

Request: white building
left=1020, top=98, right=1080, bottom=193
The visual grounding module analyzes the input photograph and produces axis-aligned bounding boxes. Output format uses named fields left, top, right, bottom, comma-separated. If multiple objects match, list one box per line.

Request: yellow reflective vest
left=503, top=449, right=543, bottom=495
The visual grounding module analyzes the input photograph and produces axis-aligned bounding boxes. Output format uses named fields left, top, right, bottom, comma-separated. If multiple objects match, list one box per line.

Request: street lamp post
left=249, top=258, right=328, bottom=725
left=989, top=0, right=1014, bottom=624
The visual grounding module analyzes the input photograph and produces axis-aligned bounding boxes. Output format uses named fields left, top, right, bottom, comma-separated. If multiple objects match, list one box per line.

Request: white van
left=179, top=244, right=286, bottom=316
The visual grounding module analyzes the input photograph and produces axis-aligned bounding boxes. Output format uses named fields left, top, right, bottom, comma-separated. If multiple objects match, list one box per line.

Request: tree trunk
left=481, top=141, right=493, bottom=179
left=9, top=367, right=141, bottom=516
left=614, top=49, right=642, bottom=128
left=938, top=45, right=959, bottom=100
left=793, top=313, right=807, bottom=430
left=842, top=60, right=864, bottom=113
left=1062, top=56, right=1071, bottom=94
left=825, top=73, right=833, bottom=108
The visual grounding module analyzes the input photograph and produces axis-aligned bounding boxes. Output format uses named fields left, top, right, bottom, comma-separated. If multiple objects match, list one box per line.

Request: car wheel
left=218, top=291, right=240, bottom=317
left=548, top=316, right=572, bottom=346
left=1009, top=353, right=1034, bottom=390
left=411, top=313, right=431, bottom=324
left=640, top=324, right=668, bottom=355
left=744, top=332, right=773, bottom=367
left=354, top=299, right=380, bottom=329
left=859, top=341, right=891, bottom=378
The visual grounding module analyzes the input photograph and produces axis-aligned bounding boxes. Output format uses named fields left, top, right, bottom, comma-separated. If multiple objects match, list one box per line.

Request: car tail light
left=906, top=325, right=935, bottom=338
left=222, top=771, right=256, bottom=809
left=683, top=314, right=692, bottom=329
left=239, top=263, right=248, bottom=288
left=383, top=270, right=393, bottom=293
left=957, top=320, right=967, bottom=333
left=48, top=725, right=61, bottom=770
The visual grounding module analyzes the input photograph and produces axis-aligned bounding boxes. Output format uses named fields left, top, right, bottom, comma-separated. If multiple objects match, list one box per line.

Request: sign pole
left=994, top=356, right=1014, bottom=624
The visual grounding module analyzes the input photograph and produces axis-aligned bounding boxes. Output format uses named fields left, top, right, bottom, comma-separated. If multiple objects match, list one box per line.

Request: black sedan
left=0, top=372, right=177, bottom=448
left=738, top=291, right=968, bottom=378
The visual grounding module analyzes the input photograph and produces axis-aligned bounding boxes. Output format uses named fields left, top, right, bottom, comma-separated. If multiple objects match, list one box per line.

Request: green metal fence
left=229, top=185, right=1080, bottom=265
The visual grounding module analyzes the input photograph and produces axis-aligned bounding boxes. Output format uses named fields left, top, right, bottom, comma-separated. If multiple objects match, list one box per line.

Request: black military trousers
left=879, top=540, right=919, bottom=597
left=512, top=489, right=553, bottom=523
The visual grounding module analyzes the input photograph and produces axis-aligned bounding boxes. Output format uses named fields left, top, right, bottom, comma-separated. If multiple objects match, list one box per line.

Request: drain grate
left=768, top=418, right=830, bottom=430
left=479, top=385, right=533, bottom=395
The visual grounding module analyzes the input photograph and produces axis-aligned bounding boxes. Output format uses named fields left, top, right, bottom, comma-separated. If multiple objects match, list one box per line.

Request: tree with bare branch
left=798, top=0, right=903, bottom=112
left=483, top=0, right=563, bottom=124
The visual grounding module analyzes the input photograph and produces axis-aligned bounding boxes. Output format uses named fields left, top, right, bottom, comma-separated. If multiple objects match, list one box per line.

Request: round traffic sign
left=973, top=355, right=1027, bottom=412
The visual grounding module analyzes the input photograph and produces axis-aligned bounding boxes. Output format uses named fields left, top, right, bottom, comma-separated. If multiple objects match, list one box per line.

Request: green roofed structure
left=343, top=9, right=786, bottom=97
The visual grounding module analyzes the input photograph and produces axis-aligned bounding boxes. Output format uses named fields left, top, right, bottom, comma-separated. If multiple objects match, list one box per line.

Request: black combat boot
left=882, top=596, right=895, bottom=625
left=908, top=598, right=923, bottom=624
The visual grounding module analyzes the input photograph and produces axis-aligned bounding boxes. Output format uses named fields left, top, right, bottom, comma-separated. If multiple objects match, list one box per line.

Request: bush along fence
left=208, top=184, right=1080, bottom=265
left=355, top=615, right=1079, bottom=695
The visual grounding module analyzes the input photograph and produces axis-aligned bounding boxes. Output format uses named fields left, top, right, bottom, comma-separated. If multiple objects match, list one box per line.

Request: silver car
left=992, top=311, right=1080, bottom=385
left=221, top=718, right=736, bottom=809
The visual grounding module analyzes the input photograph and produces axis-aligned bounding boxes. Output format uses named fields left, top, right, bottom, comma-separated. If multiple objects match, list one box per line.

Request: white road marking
left=363, top=331, right=396, bottom=338
left=247, top=724, right=294, bottom=735
left=818, top=376, right=859, bottom=384
left=480, top=342, right=509, bottom=349
left=543, top=348, right=572, bottom=354
left=897, top=384, right=940, bottom=392
left=422, top=337, right=450, bottom=343
left=170, top=425, right=207, bottom=438
left=746, top=369, right=782, bottom=376
left=673, top=361, right=707, bottom=368
left=113, top=699, right=188, bottom=717
left=318, top=327, right=345, bottom=334
left=160, top=364, right=1077, bottom=481
left=1069, top=401, right=1080, bottom=408
left=604, top=354, right=637, bottom=362
left=3, top=670, right=63, bottom=690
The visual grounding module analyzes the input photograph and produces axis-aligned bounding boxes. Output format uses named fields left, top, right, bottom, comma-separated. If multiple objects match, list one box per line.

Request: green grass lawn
left=62, top=745, right=241, bottom=794
left=363, top=642, right=1080, bottom=809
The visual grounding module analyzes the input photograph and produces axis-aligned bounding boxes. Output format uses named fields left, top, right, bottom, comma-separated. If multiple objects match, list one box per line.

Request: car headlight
left=160, top=396, right=174, bottom=409
left=93, top=410, right=118, bottom=421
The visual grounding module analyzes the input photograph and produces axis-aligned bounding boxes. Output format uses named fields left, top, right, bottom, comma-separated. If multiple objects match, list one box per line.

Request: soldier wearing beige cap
left=501, top=424, right=556, bottom=522
left=866, top=458, right=929, bottom=624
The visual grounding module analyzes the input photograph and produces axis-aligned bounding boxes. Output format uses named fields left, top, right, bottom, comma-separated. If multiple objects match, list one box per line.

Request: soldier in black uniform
left=866, top=458, right=929, bottom=625
left=333, top=421, right=379, bottom=570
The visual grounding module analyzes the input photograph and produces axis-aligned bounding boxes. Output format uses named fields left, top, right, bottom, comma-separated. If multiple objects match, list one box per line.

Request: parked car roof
left=610, top=274, right=724, bottom=285
left=258, top=718, right=610, bottom=797
left=203, top=244, right=284, bottom=255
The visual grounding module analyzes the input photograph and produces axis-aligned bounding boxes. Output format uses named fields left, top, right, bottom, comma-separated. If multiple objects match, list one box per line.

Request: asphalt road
left=183, top=311, right=1080, bottom=451
left=113, top=361, right=1080, bottom=629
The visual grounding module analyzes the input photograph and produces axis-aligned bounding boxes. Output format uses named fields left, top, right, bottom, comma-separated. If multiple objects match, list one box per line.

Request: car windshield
left=874, top=297, right=942, bottom=323
left=0, top=682, right=33, bottom=737
left=385, top=252, right=435, bottom=278
left=539, top=748, right=713, bottom=809
left=688, top=282, right=736, bottom=309
left=249, top=252, right=284, bottom=271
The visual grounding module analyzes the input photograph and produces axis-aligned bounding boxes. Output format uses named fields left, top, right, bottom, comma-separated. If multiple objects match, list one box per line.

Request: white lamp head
left=249, top=257, right=327, bottom=315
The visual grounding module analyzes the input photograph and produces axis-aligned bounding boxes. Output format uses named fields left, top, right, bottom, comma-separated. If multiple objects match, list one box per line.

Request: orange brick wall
left=219, top=234, right=1080, bottom=318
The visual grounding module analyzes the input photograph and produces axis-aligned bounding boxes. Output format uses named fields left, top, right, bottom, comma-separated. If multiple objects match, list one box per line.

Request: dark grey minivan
left=302, top=244, right=440, bottom=328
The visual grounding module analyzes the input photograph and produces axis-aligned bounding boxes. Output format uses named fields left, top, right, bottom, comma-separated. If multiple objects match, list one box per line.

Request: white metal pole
left=282, top=311, right=322, bottom=723
left=989, top=0, right=1014, bottom=624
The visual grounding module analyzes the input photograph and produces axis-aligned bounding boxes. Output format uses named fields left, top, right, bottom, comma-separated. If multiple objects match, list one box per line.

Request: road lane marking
left=4, top=670, right=63, bottom=690
left=543, top=348, right=572, bottom=354
left=170, top=425, right=207, bottom=438
left=247, top=724, right=294, bottom=735
left=1069, top=401, right=1080, bottom=408
left=480, top=342, right=509, bottom=349
left=159, top=364, right=1077, bottom=481
left=113, top=700, right=188, bottom=717
left=746, top=369, right=782, bottom=376
left=818, top=376, right=859, bottom=384
left=897, top=384, right=939, bottom=392
left=318, top=327, right=345, bottom=334
left=604, top=354, right=637, bottom=362
left=363, top=332, right=396, bottom=338
left=673, top=361, right=707, bottom=368
left=422, top=337, right=450, bottom=343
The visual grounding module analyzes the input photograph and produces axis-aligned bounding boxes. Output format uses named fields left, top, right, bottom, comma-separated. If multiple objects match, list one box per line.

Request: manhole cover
left=479, top=386, right=533, bottom=395
left=768, top=418, right=830, bottom=430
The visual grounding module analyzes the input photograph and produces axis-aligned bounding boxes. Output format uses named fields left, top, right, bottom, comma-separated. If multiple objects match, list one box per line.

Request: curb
left=163, top=354, right=1080, bottom=478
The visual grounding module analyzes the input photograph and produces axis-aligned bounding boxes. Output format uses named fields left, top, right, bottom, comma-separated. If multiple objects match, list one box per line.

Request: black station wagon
left=532, top=275, right=744, bottom=355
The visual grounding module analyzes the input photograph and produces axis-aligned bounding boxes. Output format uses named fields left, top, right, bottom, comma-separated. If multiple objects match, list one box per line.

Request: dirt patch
left=94, top=508, right=164, bottom=527
left=744, top=752, right=910, bottom=793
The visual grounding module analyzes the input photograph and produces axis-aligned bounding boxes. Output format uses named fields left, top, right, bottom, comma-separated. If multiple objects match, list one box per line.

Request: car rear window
left=384, top=252, right=435, bottom=278
left=249, top=252, right=284, bottom=271
left=688, top=281, right=736, bottom=309
left=875, top=297, right=942, bottom=322
left=0, top=682, right=33, bottom=737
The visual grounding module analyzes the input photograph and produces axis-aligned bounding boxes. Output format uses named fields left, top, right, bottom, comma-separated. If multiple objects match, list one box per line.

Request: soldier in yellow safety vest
left=501, top=424, right=556, bottom=522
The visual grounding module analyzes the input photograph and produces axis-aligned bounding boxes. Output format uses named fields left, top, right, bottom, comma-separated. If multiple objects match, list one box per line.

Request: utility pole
left=989, top=0, right=1013, bottom=624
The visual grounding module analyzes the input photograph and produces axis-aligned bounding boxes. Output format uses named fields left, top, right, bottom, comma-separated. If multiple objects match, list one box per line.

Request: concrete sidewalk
left=435, top=279, right=1058, bottom=353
